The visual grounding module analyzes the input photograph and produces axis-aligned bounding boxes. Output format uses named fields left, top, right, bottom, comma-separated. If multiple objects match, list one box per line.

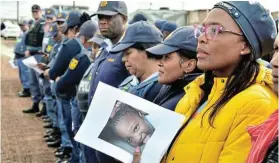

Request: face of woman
left=123, top=48, right=147, bottom=78
left=158, top=52, right=185, bottom=84
left=197, top=8, right=249, bottom=77
left=114, top=111, right=154, bottom=147
left=271, top=35, right=278, bottom=95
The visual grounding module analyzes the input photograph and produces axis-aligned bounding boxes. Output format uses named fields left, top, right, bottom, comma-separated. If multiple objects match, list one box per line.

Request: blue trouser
left=56, top=97, right=72, bottom=148
left=16, top=57, right=30, bottom=89
left=44, top=79, right=57, bottom=127
left=29, top=54, right=43, bottom=103
left=70, top=97, right=83, bottom=163
left=50, top=81, right=58, bottom=127
left=79, top=112, right=99, bottom=163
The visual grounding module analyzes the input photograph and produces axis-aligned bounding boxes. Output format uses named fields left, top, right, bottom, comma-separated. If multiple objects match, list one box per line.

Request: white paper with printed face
left=75, top=82, right=185, bottom=163
left=22, top=56, right=44, bottom=74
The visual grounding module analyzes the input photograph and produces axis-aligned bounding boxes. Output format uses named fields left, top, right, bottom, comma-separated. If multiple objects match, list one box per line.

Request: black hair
left=201, top=52, right=259, bottom=127
left=176, top=49, right=203, bottom=73
left=66, top=12, right=91, bottom=34
left=109, top=102, right=147, bottom=128
left=130, top=42, right=162, bottom=60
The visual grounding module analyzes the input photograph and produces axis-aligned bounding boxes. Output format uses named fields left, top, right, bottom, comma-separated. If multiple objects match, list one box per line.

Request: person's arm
left=56, top=57, right=91, bottom=94
left=218, top=98, right=277, bottom=163
left=48, top=44, right=70, bottom=80
left=49, top=40, right=81, bottom=80
left=26, top=46, right=42, bottom=55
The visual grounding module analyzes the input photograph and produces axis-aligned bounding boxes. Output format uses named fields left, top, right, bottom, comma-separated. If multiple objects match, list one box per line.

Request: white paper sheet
left=22, top=56, right=44, bottom=74
left=75, top=82, right=185, bottom=163
left=9, top=60, right=18, bottom=69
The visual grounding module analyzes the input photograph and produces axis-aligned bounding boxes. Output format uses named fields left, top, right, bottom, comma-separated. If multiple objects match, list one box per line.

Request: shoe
left=44, top=128, right=61, bottom=138
left=22, top=102, right=39, bottom=114
left=45, top=135, right=60, bottom=142
left=43, top=118, right=52, bottom=123
left=54, top=147, right=63, bottom=153
left=36, top=104, right=47, bottom=117
left=47, top=139, right=61, bottom=148
left=55, top=154, right=70, bottom=163
left=55, top=147, right=72, bottom=158
left=41, top=115, right=49, bottom=120
left=18, top=88, right=31, bottom=97
left=43, top=122, right=53, bottom=128
left=45, top=128, right=54, bottom=133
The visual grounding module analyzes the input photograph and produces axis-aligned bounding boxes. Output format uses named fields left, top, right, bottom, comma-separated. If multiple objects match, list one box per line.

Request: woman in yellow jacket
left=132, top=1, right=278, bottom=163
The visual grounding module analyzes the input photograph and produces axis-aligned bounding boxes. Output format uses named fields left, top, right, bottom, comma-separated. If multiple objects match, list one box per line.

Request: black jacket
left=153, top=73, right=201, bottom=111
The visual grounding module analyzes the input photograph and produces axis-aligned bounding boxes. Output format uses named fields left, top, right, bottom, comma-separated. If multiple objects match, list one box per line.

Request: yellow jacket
left=165, top=66, right=278, bottom=163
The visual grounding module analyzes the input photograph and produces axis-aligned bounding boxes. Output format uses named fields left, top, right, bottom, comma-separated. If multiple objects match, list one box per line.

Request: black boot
left=36, top=103, right=47, bottom=117
left=22, top=102, right=39, bottom=114
left=47, top=139, right=61, bottom=148
left=55, top=147, right=72, bottom=158
left=18, top=88, right=31, bottom=97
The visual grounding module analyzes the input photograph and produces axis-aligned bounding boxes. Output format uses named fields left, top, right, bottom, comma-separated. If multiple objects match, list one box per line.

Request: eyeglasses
left=194, top=24, right=243, bottom=40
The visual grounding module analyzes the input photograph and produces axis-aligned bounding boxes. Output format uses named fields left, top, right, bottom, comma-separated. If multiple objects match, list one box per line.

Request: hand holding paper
left=22, top=56, right=44, bottom=74
left=75, top=82, right=185, bottom=163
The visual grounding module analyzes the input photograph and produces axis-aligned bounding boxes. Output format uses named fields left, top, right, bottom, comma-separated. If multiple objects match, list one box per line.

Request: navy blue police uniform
left=110, top=21, right=164, bottom=102
left=146, top=26, right=202, bottom=111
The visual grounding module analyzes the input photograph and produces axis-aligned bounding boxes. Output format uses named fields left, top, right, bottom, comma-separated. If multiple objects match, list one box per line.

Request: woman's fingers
left=132, top=146, right=141, bottom=163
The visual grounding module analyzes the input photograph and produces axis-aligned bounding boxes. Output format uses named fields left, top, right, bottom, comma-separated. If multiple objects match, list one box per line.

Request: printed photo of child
left=98, top=100, right=155, bottom=154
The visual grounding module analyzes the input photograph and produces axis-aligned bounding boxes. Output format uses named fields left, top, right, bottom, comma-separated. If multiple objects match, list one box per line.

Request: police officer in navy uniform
left=35, top=8, right=58, bottom=117
left=42, top=22, right=71, bottom=152
left=147, top=26, right=202, bottom=111
left=87, top=1, right=130, bottom=163
left=45, top=11, right=92, bottom=163
left=36, top=23, right=64, bottom=145
left=14, top=19, right=31, bottom=97
left=23, top=4, right=46, bottom=114
left=111, top=21, right=163, bottom=102
left=55, top=20, right=97, bottom=163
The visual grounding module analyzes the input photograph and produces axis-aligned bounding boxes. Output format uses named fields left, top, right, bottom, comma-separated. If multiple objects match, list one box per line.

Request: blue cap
left=78, top=20, right=98, bottom=38
left=129, top=13, right=147, bottom=24
left=48, top=23, right=59, bottom=37
left=110, top=21, right=163, bottom=53
left=63, top=11, right=81, bottom=33
left=88, top=32, right=106, bottom=46
left=56, top=12, right=67, bottom=22
left=18, top=19, right=29, bottom=26
left=91, top=1, right=127, bottom=17
left=45, top=8, right=56, bottom=18
left=161, top=21, right=177, bottom=32
left=214, top=1, right=277, bottom=59
left=147, top=26, right=197, bottom=56
left=154, top=20, right=167, bottom=30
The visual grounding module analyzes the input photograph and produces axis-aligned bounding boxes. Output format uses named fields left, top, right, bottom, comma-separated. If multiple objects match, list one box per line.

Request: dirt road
left=1, top=38, right=56, bottom=163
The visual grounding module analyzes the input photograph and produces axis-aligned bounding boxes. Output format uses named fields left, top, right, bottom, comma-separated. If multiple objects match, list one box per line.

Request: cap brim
left=91, top=10, right=118, bottom=17
left=56, top=19, right=65, bottom=22
left=146, top=43, right=179, bottom=55
left=110, top=42, right=135, bottom=53
left=46, top=15, right=55, bottom=18
left=88, top=37, right=104, bottom=45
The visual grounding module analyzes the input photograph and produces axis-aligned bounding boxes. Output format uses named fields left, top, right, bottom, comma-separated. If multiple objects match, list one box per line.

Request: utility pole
left=73, top=1, right=75, bottom=10
left=17, top=1, right=19, bottom=22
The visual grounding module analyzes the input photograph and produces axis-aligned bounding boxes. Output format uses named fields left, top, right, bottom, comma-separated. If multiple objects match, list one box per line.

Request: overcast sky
left=0, top=0, right=278, bottom=19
